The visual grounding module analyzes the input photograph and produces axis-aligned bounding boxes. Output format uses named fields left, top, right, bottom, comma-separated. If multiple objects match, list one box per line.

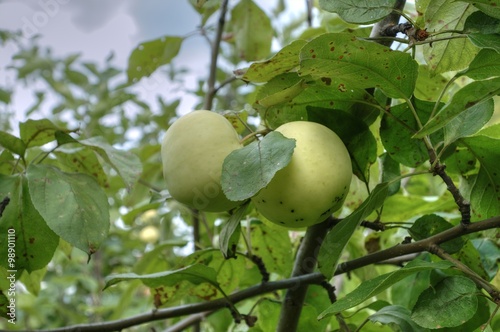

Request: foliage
left=0, top=0, right=499, bottom=331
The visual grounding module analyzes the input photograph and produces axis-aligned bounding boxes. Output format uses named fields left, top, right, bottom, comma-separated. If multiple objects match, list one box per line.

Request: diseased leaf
left=0, top=174, right=59, bottom=272
left=127, top=36, right=183, bottom=82
left=27, top=164, right=110, bottom=255
left=416, top=78, right=500, bottom=137
left=318, top=0, right=396, bottom=24
left=318, top=260, right=454, bottom=319
left=414, top=65, right=450, bottom=102
left=241, top=40, right=307, bottom=83
left=221, top=131, right=296, bottom=201
left=318, top=183, right=389, bottom=279
left=299, top=33, right=418, bottom=99
left=411, top=276, right=478, bottom=329
left=250, top=220, right=293, bottom=277
left=424, top=0, right=478, bottom=74
left=53, top=147, right=109, bottom=188
left=230, top=0, right=273, bottom=61
left=19, top=119, right=62, bottom=148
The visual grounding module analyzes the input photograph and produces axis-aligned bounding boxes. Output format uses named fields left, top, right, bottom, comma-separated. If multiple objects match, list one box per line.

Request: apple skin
left=252, top=121, right=352, bottom=228
left=161, top=110, right=242, bottom=212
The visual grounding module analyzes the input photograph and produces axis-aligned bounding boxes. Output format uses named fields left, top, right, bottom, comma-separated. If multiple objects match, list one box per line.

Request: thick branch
left=277, top=218, right=332, bottom=332
left=369, top=0, right=407, bottom=46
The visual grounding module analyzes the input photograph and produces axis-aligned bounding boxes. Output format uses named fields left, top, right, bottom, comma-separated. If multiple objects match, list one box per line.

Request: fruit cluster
left=161, top=110, right=352, bottom=228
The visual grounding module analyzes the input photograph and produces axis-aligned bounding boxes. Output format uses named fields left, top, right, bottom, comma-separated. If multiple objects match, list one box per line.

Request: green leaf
left=241, top=40, right=307, bottom=83
left=443, top=98, right=494, bottom=145
left=318, top=0, right=396, bottom=24
left=250, top=220, right=293, bottom=277
left=380, top=153, right=401, bottom=196
left=441, top=295, right=491, bottom=332
left=27, top=164, right=110, bottom=255
left=409, top=214, right=464, bottom=254
left=460, top=135, right=500, bottom=219
left=0, top=174, right=59, bottom=272
left=127, top=36, right=183, bottom=83
left=221, top=131, right=296, bottom=201
left=468, top=33, right=500, bottom=52
left=53, top=147, right=109, bottom=188
left=299, top=33, right=418, bottom=99
left=424, top=0, right=478, bottom=74
left=256, top=79, right=307, bottom=107
left=369, top=305, right=426, bottom=332
left=79, top=136, right=142, bottom=189
left=460, top=0, right=500, bottom=19
left=188, top=0, right=220, bottom=26
left=459, top=49, right=500, bottom=80
left=219, top=201, right=249, bottom=259
left=307, top=107, right=377, bottom=183
left=456, top=240, right=490, bottom=281
left=443, top=147, right=477, bottom=175
left=318, top=260, right=454, bottom=319
left=414, top=65, right=450, bottom=102
left=416, top=78, right=500, bottom=137
left=380, top=99, right=443, bottom=167
left=471, top=238, right=500, bottom=279
left=0, top=88, right=11, bottom=104
left=464, top=11, right=500, bottom=34
left=0, top=131, right=26, bottom=156
left=411, top=276, right=478, bottom=329
left=318, top=183, right=389, bottom=279
left=104, top=263, right=219, bottom=290
left=0, top=289, right=8, bottom=320
left=230, top=0, right=273, bottom=61
left=19, top=119, right=62, bottom=148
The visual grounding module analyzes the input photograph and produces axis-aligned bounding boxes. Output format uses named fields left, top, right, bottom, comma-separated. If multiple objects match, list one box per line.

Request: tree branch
left=40, top=216, right=499, bottom=332
left=276, top=218, right=332, bottom=332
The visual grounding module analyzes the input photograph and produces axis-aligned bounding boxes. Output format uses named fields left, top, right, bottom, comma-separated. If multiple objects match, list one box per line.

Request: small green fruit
left=252, top=121, right=352, bottom=228
left=161, top=110, right=242, bottom=212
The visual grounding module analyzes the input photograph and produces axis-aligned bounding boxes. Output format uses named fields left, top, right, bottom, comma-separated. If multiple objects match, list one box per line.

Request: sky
left=0, top=0, right=306, bottom=130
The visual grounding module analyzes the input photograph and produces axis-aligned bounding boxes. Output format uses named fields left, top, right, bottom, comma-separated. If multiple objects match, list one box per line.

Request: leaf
left=369, top=305, right=426, bottom=332
left=256, top=79, right=307, bottom=107
left=299, top=33, right=418, bottom=99
left=318, top=183, right=389, bottom=279
left=471, top=238, right=500, bottom=279
left=380, top=99, right=443, bottom=167
left=307, top=107, right=377, bottom=183
left=415, top=78, right=500, bottom=137
left=221, top=131, right=296, bottom=201
left=414, top=65, right=450, bottom=102
left=443, top=98, right=494, bottom=145
left=19, top=119, right=62, bottom=148
left=460, top=0, right=500, bottom=19
left=460, top=135, right=500, bottom=219
left=456, top=240, right=490, bottom=281
left=230, top=0, right=273, bottom=61
left=0, top=88, right=12, bottom=104
left=409, top=214, right=464, bottom=254
left=464, top=11, right=500, bottom=34
left=104, top=263, right=219, bottom=290
left=241, top=40, right=307, bottom=83
left=379, top=153, right=401, bottom=196
left=188, top=0, right=219, bottom=26
left=423, top=0, right=478, bottom=74
left=127, top=36, right=183, bottom=83
left=27, top=164, right=110, bottom=255
left=250, top=220, right=293, bottom=277
left=468, top=33, right=500, bottom=52
left=219, top=201, right=249, bottom=259
left=318, top=260, right=454, bottom=319
left=0, top=174, right=59, bottom=272
left=318, top=0, right=396, bottom=24
left=459, top=49, right=500, bottom=80
left=79, top=136, right=142, bottom=189
left=411, top=276, right=478, bottom=329
left=53, top=147, right=109, bottom=188
left=443, top=147, right=477, bottom=176
left=441, top=295, right=491, bottom=332
left=0, top=131, right=26, bottom=156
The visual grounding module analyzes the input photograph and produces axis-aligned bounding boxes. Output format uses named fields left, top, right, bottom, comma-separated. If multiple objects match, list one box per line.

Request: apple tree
left=0, top=0, right=499, bottom=331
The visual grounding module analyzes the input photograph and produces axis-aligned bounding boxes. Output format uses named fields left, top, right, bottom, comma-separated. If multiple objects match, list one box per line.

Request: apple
left=139, top=225, right=160, bottom=243
left=161, top=110, right=243, bottom=212
left=252, top=121, right=352, bottom=228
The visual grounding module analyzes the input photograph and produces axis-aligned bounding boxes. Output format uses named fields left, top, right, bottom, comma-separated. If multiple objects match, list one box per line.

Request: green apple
left=161, top=110, right=242, bottom=212
left=252, top=121, right=352, bottom=228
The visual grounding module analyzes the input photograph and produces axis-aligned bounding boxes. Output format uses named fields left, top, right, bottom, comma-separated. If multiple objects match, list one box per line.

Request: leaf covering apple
left=252, top=121, right=352, bottom=228
left=161, top=110, right=243, bottom=212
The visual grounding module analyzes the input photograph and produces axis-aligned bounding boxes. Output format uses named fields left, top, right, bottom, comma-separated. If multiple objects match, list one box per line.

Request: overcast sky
left=0, top=0, right=306, bottom=130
